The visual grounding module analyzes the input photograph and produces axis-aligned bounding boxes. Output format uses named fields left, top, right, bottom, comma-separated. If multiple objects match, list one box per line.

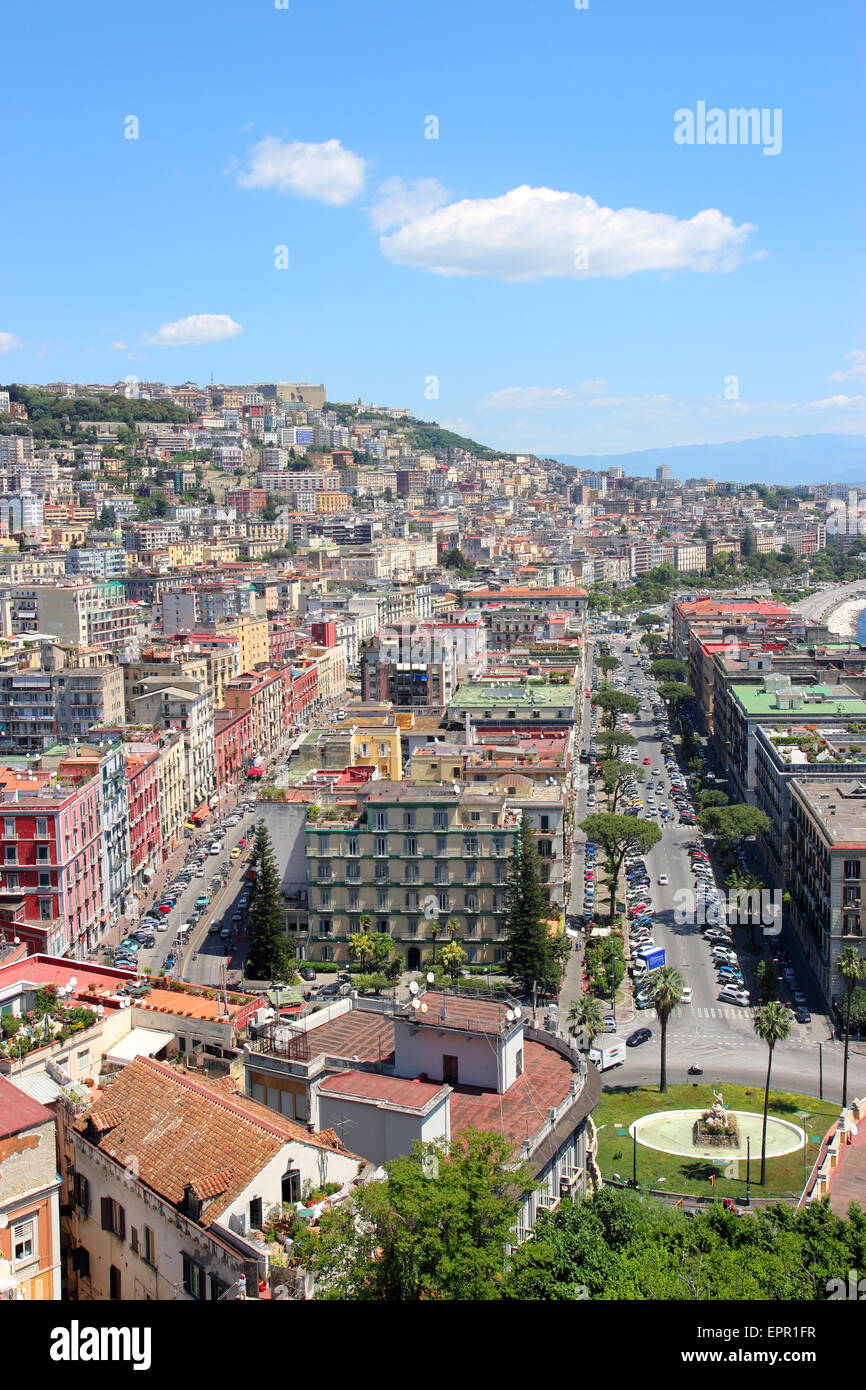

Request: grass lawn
left=595, top=1083, right=837, bottom=1200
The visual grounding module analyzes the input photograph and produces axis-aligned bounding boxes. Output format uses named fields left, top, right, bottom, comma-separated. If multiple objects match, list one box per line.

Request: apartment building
left=132, top=678, right=215, bottom=813
left=302, top=783, right=520, bottom=970
left=123, top=744, right=161, bottom=889
left=0, top=765, right=106, bottom=957
left=63, top=1057, right=364, bottom=1303
left=223, top=669, right=284, bottom=763
left=446, top=679, right=577, bottom=735
left=65, top=547, right=127, bottom=580
left=788, top=780, right=866, bottom=1008
left=0, top=1077, right=62, bottom=1302
left=3, top=581, right=139, bottom=656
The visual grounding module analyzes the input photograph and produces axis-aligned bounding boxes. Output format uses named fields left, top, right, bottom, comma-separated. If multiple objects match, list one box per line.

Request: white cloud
left=0, top=332, right=22, bottom=354
left=379, top=184, right=756, bottom=281
left=112, top=340, right=127, bottom=350
left=143, top=314, right=243, bottom=347
left=369, top=176, right=450, bottom=231
left=238, top=136, right=366, bottom=205
left=479, top=383, right=659, bottom=412
left=829, top=350, right=866, bottom=383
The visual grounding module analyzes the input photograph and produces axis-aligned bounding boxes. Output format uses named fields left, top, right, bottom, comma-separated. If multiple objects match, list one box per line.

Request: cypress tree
left=505, top=813, right=558, bottom=998
left=247, top=821, right=296, bottom=981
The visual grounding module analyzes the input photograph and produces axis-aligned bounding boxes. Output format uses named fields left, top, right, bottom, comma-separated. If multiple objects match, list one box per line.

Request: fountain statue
left=693, top=1091, right=740, bottom=1148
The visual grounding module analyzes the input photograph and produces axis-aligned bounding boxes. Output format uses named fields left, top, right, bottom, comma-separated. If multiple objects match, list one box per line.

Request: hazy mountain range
left=555, top=433, right=866, bottom=486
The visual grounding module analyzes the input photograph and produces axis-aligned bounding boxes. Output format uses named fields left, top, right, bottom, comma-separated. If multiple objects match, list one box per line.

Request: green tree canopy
left=247, top=821, right=296, bottom=981
left=696, top=804, right=770, bottom=856
left=594, top=684, right=640, bottom=731
left=579, top=813, right=662, bottom=922
left=304, top=1129, right=532, bottom=1300
left=649, top=659, right=688, bottom=682
left=505, top=813, right=558, bottom=996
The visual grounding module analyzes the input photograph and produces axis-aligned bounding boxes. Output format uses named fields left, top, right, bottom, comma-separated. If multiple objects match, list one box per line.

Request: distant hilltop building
left=253, top=382, right=327, bottom=409
left=656, top=464, right=672, bottom=481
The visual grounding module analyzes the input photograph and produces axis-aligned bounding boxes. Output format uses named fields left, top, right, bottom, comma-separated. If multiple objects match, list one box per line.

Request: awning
left=247, top=767, right=264, bottom=779
left=141, top=867, right=154, bottom=881
left=191, top=802, right=210, bottom=823
left=106, top=1026, right=175, bottom=1067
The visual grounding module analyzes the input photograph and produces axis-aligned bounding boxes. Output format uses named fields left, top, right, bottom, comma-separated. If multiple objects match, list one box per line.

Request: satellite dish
left=426, top=972, right=435, bottom=984
left=411, top=998, right=421, bottom=1011
left=69, top=976, right=78, bottom=988
left=506, top=1009, right=515, bottom=1022
left=514, top=1007, right=522, bottom=1019
left=409, top=981, right=419, bottom=995
left=420, top=1002, right=428, bottom=1013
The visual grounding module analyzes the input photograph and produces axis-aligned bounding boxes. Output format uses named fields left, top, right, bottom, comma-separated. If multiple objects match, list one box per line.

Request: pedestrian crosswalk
left=690, top=1005, right=752, bottom=1020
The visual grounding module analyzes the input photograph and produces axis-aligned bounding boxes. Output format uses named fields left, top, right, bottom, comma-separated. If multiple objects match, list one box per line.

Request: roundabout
left=629, top=1105, right=805, bottom=1161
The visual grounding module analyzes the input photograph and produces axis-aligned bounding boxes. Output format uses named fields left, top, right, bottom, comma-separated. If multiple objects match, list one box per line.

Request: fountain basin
left=630, top=1109, right=804, bottom=1161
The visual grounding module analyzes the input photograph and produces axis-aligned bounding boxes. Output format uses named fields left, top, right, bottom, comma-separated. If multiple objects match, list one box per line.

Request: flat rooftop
left=789, top=780, right=866, bottom=847
left=732, top=682, right=866, bottom=719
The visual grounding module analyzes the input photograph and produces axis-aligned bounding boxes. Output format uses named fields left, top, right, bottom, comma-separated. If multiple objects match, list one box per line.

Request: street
left=560, top=628, right=866, bottom=1107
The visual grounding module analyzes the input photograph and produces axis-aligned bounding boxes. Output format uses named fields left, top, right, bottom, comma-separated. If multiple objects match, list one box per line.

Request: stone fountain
left=693, top=1091, right=740, bottom=1149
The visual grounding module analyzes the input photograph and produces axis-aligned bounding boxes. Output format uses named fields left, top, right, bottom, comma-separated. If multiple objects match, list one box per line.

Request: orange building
left=0, top=1076, right=62, bottom=1301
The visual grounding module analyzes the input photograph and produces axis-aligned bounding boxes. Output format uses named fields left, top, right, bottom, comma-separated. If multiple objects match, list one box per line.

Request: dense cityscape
left=1, top=0, right=864, bottom=1353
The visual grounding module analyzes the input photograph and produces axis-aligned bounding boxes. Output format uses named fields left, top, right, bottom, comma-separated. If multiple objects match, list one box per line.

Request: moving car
left=626, top=1027, right=652, bottom=1047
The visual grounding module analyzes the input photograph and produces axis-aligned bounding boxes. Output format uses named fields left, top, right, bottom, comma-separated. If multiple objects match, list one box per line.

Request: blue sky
left=1, top=0, right=864, bottom=456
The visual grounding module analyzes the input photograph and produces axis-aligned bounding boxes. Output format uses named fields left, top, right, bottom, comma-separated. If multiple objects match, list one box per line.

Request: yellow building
left=214, top=613, right=269, bottom=672
left=314, top=491, right=351, bottom=513
left=156, top=729, right=189, bottom=850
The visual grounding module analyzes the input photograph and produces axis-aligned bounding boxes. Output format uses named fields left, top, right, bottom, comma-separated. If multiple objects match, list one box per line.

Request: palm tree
left=838, top=946, right=866, bottom=1107
left=645, top=966, right=685, bottom=1093
left=567, top=995, right=605, bottom=1051
left=753, top=1001, right=791, bottom=1185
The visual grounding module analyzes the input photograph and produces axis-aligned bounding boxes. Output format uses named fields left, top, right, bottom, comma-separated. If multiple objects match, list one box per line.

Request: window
left=375, top=862, right=389, bottom=882
left=435, top=863, right=448, bottom=885
left=403, top=811, right=416, bottom=831
left=318, top=917, right=333, bottom=936
left=404, top=863, right=419, bottom=883
left=35, top=818, right=48, bottom=839
left=5, top=872, right=18, bottom=890
left=515, top=1048, right=524, bottom=1077
left=100, top=1196, right=126, bottom=1240
left=12, top=1219, right=35, bottom=1264
left=348, top=916, right=361, bottom=934
left=437, top=891, right=449, bottom=912
left=405, top=890, right=419, bottom=909
left=182, top=1254, right=206, bottom=1300
left=4, top=845, right=16, bottom=864
left=142, top=1226, right=155, bottom=1264
left=130, top=1227, right=140, bottom=1254
left=540, top=814, right=550, bottom=832
left=210, top=1275, right=228, bottom=1300
left=465, top=862, right=477, bottom=883
left=435, top=835, right=447, bottom=856
left=463, top=837, right=478, bottom=857
left=377, top=888, right=389, bottom=910
left=72, top=1246, right=90, bottom=1278
left=844, top=914, right=862, bottom=935
left=844, top=860, right=861, bottom=880
left=38, top=871, right=50, bottom=888
left=373, top=811, right=388, bottom=830
left=39, top=898, right=53, bottom=921
left=348, top=889, right=360, bottom=910
left=374, top=836, right=388, bottom=857
left=404, top=836, right=417, bottom=857
left=249, top=1197, right=263, bottom=1230
left=317, top=834, right=330, bottom=854
left=109, top=1265, right=122, bottom=1300
left=317, top=861, right=332, bottom=880
left=3, top=819, right=14, bottom=839
left=345, top=836, right=359, bottom=857
left=346, top=862, right=360, bottom=881
left=318, top=888, right=331, bottom=908
left=320, top=945, right=332, bottom=962
left=493, top=836, right=505, bottom=856
left=464, top=892, right=479, bottom=911
left=376, top=917, right=389, bottom=934
left=74, top=1172, right=90, bottom=1213
left=844, top=886, right=861, bottom=905
left=433, top=811, right=448, bottom=830
left=407, top=917, right=419, bottom=937
left=538, top=840, right=552, bottom=858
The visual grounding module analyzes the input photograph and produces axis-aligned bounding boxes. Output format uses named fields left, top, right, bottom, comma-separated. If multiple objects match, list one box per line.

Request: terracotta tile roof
left=0, top=1074, right=54, bottom=1139
left=317, top=1070, right=450, bottom=1113
left=73, top=1057, right=359, bottom=1223
left=303, top=1012, right=396, bottom=1065
left=449, top=1040, right=574, bottom=1148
